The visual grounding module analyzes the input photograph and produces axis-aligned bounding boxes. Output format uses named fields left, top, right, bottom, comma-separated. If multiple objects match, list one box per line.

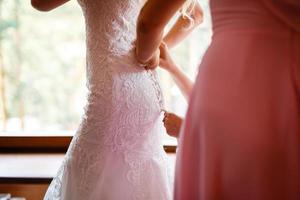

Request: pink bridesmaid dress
left=175, top=0, right=300, bottom=199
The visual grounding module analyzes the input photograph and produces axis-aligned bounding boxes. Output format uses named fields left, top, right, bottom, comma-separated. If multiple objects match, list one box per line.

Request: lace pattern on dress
left=44, top=0, right=171, bottom=199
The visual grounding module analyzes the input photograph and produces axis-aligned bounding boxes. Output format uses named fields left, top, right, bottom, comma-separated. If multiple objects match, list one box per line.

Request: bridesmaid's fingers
left=163, top=111, right=168, bottom=117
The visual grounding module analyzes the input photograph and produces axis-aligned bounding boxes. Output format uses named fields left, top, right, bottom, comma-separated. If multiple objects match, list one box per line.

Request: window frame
left=0, top=134, right=176, bottom=153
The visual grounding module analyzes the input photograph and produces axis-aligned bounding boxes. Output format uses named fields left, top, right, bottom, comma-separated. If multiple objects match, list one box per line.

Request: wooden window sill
left=0, top=132, right=177, bottom=153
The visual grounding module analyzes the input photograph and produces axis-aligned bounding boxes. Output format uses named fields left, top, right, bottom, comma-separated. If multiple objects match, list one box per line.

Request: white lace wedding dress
left=44, top=0, right=173, bottom=199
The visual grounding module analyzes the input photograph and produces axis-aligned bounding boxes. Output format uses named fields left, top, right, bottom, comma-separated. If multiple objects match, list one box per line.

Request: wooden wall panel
left=0, top=183, right=48, bottom=200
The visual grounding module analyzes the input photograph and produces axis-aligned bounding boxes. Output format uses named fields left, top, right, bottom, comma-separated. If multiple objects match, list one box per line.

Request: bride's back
left=77, top=0, right=146, bottom=57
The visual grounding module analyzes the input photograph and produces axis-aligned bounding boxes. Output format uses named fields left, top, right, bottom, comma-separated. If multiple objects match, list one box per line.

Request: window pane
left=0, top=1, right=86, bottom=133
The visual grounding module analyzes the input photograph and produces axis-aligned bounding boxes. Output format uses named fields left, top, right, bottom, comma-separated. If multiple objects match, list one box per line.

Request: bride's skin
left=136, top=0, right=203, bottom=69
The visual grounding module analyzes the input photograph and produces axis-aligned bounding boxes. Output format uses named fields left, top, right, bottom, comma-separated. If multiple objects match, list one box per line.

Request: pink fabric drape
left=174, top=0, right=300, bottom=199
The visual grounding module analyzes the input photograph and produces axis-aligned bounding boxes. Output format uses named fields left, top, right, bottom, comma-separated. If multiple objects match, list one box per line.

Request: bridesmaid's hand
left=137, top=49, right=160, bottom=70
left=159, top=42, right=177, bottom=73
left=146, top=49, right=160, bottom=70
left=163, top=111, right=183, bottom=138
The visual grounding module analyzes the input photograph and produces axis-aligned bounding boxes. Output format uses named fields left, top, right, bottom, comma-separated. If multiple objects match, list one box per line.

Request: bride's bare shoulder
left=31, top=0, right=70, bottom=12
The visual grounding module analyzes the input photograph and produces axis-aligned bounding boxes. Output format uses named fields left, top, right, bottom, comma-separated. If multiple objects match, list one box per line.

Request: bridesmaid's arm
left=136, top=0, right=186, bottom=65
left=31, top=0, right=70, bottom=11
left=159, top=43, right=193, bottom=100
left=163, top=2, right=203, bottom=49
left=165, top=63, right=193, bottom=100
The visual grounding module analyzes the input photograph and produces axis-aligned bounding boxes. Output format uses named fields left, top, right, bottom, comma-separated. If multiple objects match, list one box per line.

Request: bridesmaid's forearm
left=136, top=25, right=163, bottom=63
left=163, top=17, right=195, bottom=49
left=169, top=64, right=193, bottom=100
left=136, top=0, right=187, bottom=63
left=163, top=2, right=203, bottom=49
